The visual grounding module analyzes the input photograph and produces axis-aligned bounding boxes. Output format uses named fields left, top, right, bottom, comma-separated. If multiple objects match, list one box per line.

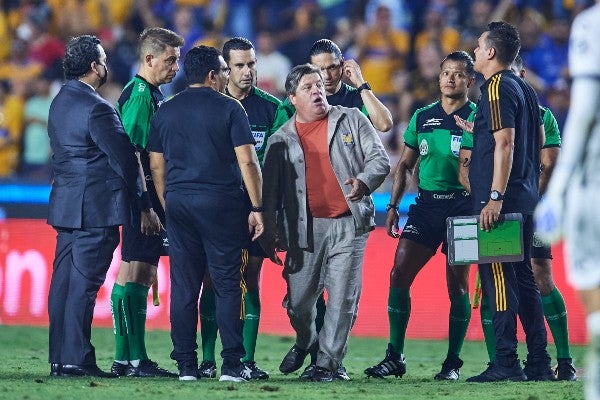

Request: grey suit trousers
left=283, top=215, right=368, bottom=371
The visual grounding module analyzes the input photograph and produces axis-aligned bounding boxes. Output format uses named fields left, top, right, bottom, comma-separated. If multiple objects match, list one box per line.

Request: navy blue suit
left=47, top=80, right=138, bottom=366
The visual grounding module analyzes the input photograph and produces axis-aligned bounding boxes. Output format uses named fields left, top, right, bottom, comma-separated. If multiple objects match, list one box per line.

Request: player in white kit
left=534, top=2, right=600, bottom=398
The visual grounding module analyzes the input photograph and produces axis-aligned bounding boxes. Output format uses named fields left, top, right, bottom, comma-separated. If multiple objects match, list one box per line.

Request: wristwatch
left=385, top=203, right=398, bottom=212
left=357, top=82, right=371, bottom=93
left=490, top=190, right=504, bottom=201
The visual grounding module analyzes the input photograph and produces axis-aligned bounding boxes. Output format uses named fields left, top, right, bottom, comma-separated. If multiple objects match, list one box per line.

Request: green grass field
left=0, top=325, right=586, bottom=400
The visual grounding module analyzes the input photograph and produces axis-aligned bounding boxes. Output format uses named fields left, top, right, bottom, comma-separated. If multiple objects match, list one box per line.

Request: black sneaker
left=523, top=359, right=557, bottom=381
left=364, top=343, right=406, bottom=378
left=177, top=360, right=199, bottom=381
left=466, top=361, right=526, bottom=382
left=219, top=363, right=252, bottom=382
left=335, top=365, right=351, bottom=381
left=198, top=360, right=217, bottom=378
left=434, top=355, right=463, bottom=381
left=279, top=345, right=311, bottom=374
left=556, top=358, right=577, bottom=381
left=126, top=360, right=178, bottom=378
left=111, top=361, right=129, bottom=377
left=242, top=361, right=269, bottom=380
left=299, top=363, right=316, bottom=380
left=312, top=366, right=334, bottom=382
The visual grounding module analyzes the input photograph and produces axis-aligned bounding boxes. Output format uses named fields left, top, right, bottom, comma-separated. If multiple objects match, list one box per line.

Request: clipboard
left=446, top=213, right=524, bottom=266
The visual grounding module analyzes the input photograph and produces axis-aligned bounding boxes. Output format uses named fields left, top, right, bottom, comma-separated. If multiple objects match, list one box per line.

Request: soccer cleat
left=299, top=363, right=316, bottom=380
left=555, top=358, right=577, bottom=381
left=177, top=360, right=199, bottom=381
left=219, top=363, right=252, bottom=382
left=311, top=366, right=334, bottom=382
left=523, top=359, right=557, bottom=381
left=126, top=359, right=178, bottom=378
left=364, top=343, right=406, bottom=378
left=111, top=361, right=129, bottom=377
left=279, top=345, right=311, bottom=374
left=434, top=355, right=463, bottom=381
left=466, top=361, right=526, bottom=382
left=198, top=360, right=217, bottom=378
left=335, top=365, right=351, bottom=381
left=242, top=361, right=269, bottom=380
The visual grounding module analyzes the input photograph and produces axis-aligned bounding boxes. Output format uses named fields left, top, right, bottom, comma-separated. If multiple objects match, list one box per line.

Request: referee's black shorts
left=400, top=188, right=472, bottom=255
left=531, top=232, right=552, bottom=260
left=121, top=183, right=166, bottom=265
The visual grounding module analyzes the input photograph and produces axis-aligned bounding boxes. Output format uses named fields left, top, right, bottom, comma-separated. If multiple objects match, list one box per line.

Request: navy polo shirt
left=469, top=70, right=541, bottom=214
left=147, top=86, right=255, bottom=196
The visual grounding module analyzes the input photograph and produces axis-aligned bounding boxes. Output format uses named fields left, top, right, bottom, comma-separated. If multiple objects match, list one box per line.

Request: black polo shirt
left=147, top=87, right=255, bottom=196
left=469, top=70, right=541, bottom=214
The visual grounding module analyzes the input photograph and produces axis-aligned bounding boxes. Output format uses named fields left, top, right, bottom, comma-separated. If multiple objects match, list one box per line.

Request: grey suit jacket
left=47, top=79, right=138, bottom=228
left=262, top=105, right=390, bottom=249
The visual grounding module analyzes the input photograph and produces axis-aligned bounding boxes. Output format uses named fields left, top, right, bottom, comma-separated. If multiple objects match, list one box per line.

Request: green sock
left=111, top=283, right=129, bottom=361
left=480, top=294, right=496, bottom=362
left=448, top=293, right=471, bottom=358
left=315, top=293, right=326, bottom=334
left=388, top=287, right=410, bottom=354
left=241, top=290, right=260, bottom=362
left=542, top=287, right=572, bottom=359
left=200, top=287, right=218, bottom=362
left=124, top=282, right=149, bottom=361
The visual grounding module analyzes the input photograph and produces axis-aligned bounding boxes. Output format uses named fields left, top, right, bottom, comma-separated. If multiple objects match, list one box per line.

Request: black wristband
left=251, top=205, right=264, bottom=212
left=385, top=203, right=398, bottom=212
left=140, top=191, right=152, bottom=210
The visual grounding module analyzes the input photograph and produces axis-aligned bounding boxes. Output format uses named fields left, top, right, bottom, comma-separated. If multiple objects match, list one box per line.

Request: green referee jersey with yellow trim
left=404, top=100, right=476, bottom=191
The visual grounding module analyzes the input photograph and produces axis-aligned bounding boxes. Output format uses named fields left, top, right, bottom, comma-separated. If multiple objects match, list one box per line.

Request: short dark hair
left=511, top=53, right=524, bottom=72
left=63, top=35, right=102, bottom=80
left=309, top=39, right=343, bottom=61
left=184, top=45, right=221, bottom=85
left=440, top=51, right=475, bottom=77
left=485, top=21, right=520, bottom=66
left=222, top=37, right=254, bottom=63
left=139, top=27, right=184, bottom=58
left=285, top=63, right=322, bottom=96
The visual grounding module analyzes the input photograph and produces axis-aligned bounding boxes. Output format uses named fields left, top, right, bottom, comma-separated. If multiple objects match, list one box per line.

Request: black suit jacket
left=47, top=80, right=138, bottom=228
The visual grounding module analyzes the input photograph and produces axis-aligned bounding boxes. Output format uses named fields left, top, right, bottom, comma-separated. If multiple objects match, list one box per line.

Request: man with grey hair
left=262, top=63, right=390, bottom=382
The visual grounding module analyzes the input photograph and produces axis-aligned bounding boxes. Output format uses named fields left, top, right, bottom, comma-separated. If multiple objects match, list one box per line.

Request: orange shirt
left=296, top=117, right=350, bottom=218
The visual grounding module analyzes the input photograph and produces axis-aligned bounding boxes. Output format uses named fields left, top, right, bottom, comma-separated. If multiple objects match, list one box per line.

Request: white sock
left=130, top=359, right=140, bottom=368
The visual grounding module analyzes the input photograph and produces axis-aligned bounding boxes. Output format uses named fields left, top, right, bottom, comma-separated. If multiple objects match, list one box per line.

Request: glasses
left=219, top=67, right=230, bottom=77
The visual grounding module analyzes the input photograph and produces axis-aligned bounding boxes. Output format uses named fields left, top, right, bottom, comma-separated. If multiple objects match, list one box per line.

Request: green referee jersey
left=116, top=75, right=163, bottom=149
left=228, top=86, right=283, bottom=165
left=405, top=100, right=477, bottom=191
left=461, top=106, right=561, bottom=149
left=541, top=106, right=561, bottom=148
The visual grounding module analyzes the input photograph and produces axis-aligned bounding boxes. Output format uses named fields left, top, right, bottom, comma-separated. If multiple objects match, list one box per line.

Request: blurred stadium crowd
left=0, top=0, right=593, bottom=185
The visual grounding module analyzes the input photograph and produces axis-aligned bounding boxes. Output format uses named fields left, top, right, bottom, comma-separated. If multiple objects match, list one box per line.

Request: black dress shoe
left=50, top=363, right=61, bottom=376
left=61, top=364, right=118, bottom=378
left=279, top=345, right=310, bottom=374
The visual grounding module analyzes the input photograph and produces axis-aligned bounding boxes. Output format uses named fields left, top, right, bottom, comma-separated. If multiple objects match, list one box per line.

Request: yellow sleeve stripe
left=492, top=262, right=507, bottom=311
left=488, top=75, right=502, bottom=131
